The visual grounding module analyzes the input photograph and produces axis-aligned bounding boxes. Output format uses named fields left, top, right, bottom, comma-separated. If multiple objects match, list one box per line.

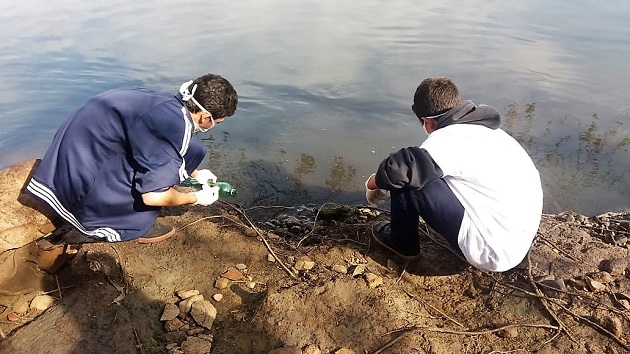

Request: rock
left=12, top=296, right=29, bottom=314
left=7, top=312, right=20, bottom=322
left=180, top=336, right=212, bottom=354
left=211, top=293, right=223, bottom=302
left=600, top=258, right=627, bottom=276
left=295, top=256, right=315, bottom=271
left=164, top=318, right=185, bottom=332
left=351, top=264, right=366, bottom=277
left=160, top=303, right=180, bottom=321
left=246, top=282, right=256, bottom=289
left=178, top=294, right=204, bottom=316
left=186, top=328, right=205, bottom=336
left=222, top=267, right=244, bottom=281
left=303, top=344, right=322, bottom=354
left=334, top=349, right=356, bottom=354
left=497, top=326, right=519, bottom=338
left=364, top=272, right=383, bottom=288
left=267, top=254, right=276, bottom=262
left=576, top=214, right=588, bottom=224
left=176, top=289, right=200, bottom=300
left=539, top=279, right=566, bottom=298
left=197, top=334, right=214, bottom=342
left=165, top=343, right=178, bottom=350
left=593, top=314, right=623, bottom=337
left=590, top=271, right=615, bottom=284
left=191, top=300, right=217, bottom=330
left=332, top=264, right=347, bottom=274
left=30, top=294, right=55, bottom=311
left=235, top=263, right=247, bottom=271
left=268, top=347, right=302, bottom=354
left=613, top=235, right=627, bottom=247
left=585, top=278, right=606, bottom=292
left=215, top=278, right=230, bottom=290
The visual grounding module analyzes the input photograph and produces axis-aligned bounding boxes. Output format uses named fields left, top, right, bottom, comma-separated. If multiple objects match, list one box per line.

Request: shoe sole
left=137, top=227, right=176, bottom=244
left=371, top=226, right=421, bottom=262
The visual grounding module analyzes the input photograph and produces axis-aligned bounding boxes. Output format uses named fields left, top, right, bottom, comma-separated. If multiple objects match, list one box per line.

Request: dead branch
left=373, top=323, right=560, bottom=354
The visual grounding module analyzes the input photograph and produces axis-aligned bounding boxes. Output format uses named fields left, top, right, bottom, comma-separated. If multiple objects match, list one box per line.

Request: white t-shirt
left=421, top=124, right=543, bottom=271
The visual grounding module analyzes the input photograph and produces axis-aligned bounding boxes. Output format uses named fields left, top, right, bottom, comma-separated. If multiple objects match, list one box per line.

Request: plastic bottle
left=182, top=178, right=238, bottom=198
left=208, top=181, right=238, bottom=197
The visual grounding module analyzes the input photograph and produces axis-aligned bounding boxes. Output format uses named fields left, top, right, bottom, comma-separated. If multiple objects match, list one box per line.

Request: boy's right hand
left=192, top=186, right=220, bottom=205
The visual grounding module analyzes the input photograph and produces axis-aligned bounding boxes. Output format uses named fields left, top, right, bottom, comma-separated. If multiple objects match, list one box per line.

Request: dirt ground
left=0, top=202, right=629, bottom=354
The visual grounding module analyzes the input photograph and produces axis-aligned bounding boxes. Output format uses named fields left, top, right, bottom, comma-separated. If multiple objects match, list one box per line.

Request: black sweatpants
left=389, top=178, right=465, bottom=252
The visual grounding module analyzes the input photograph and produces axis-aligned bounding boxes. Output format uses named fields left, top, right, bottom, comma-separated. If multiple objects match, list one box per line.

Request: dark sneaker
left=137, top=223, right=176, bottom=244
left=62, top=229, right=100, bottom=244
left=371, top=221, right=421, bottom=261
left=45, top=226, right=100, bottom=245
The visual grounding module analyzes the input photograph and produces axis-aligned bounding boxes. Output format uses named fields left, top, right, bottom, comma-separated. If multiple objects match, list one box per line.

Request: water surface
left=1, top=0, right=628, bottom=215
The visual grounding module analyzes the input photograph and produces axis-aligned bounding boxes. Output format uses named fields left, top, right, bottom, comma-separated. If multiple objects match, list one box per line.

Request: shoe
left=62, top=229, right=100, bottom=244
left=45, top=226, right=100, bottom=245
left=371, top=221, right=421, bottom=261
left=137, top=223, right=176, bottom=244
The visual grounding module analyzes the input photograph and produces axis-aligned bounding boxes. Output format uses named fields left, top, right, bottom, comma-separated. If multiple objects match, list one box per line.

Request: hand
left=192, top=186, right=220, bottom=206
left=193, top=169, right=217, bottom=185
left=365, top=174, right=389, bottom=207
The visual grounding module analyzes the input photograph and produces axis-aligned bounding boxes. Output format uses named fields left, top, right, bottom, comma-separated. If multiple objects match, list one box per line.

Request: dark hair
left=185, top=73, right=238, bottom=118
left=412, top=77, right=461, bottom=118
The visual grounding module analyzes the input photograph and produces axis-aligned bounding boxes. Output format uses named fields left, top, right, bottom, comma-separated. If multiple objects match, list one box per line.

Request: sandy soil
left=0, top=203, right=629, bottom=354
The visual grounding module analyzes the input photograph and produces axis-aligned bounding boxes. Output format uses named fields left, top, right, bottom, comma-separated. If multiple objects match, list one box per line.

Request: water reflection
left=503, top=103, right=629, bottom=214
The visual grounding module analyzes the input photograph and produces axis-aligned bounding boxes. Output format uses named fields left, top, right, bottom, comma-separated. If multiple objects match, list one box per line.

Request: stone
left=497, top=326, right=519, bottom=338
left=576, top=214, right=588, bottom=223
left=332, top=264, right=347, bottom=274
left=303, top=344, right=322, bottom=354
left=614, top=236, right=628, bottom=247
left=235, top=263, right=247, bottom=271
left=164, top=318, right=185, bottom=332
left=590, top=271, right=615, bottom=284
left=215, top=278, right=230, bottom=290
left=222, top=267, right=244, bottom=281
left=295, top=256, right=315, bottom=271
left=176, top=289, right=200, bottom=300
left=594, top=314, right=623, bottom=337
left=586, top=278, right=606, bottom=292
left=211, top=293, right=223, bottom=302
left=268, top=347, right=302, bottom=354
left=618, top=299, right=630, bottom=310
left=600, top=258, right=627, bottom=276
left=30, top=294, right=55, bottom=311
left=178, top=294, right=204, bottom=316
left=539, top=279, right=566, bottom=298
left=267, top=254, right=276, bottom=262
left=12, top=296, right=29, bottom=314
left=160, top=303, right=180, bottom=321
left=180, top=336, right=212, bottom=354
left=334, top=349, right=356, bottom=354
left=246, top=282, right=256, bottom=289
left=364, top=272, right=383, bottom=288
left=352, top=264, right=366, bottom=277
left=191, top=300, right=218, bottom=330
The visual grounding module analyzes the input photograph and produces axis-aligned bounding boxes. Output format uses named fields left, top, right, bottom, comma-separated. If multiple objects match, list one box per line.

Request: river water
left=1, top=0, right=628, bottom=215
